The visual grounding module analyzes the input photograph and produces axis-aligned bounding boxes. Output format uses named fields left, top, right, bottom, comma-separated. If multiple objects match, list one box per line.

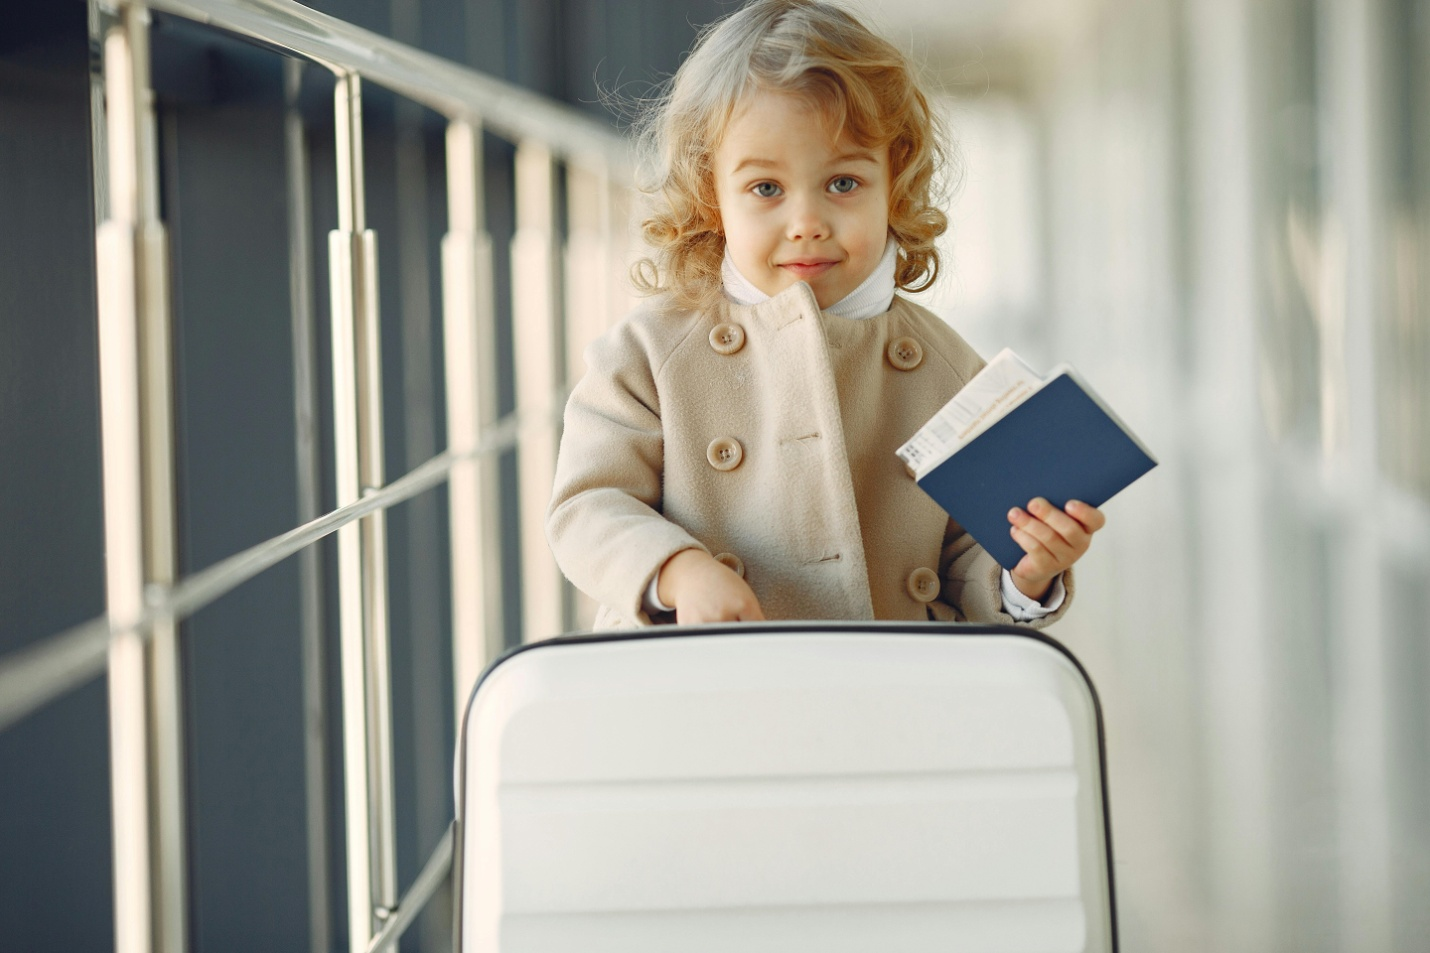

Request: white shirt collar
left=721, top=238, right=898, bottom=319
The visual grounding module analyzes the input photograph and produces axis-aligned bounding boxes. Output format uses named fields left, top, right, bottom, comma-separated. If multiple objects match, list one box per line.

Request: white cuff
left=1000, top=569, right=1066, bottom=621
left=643, top=571, right=674, bottom=614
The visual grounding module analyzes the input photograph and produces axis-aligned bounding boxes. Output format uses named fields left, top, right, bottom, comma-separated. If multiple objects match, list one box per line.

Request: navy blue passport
left=915, top=372, right=1158, bottom=571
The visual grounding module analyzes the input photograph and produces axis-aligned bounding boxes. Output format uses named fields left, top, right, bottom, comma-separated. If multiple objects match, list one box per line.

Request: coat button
left=906, top=567, right=940, bottom=603
left=709, top=322, right=746, bottom=355
left=713, top=552, right=746, bottom=578
left=706, top=437, right=744, bottom=471
left=886, top=336, right=924, bottom=371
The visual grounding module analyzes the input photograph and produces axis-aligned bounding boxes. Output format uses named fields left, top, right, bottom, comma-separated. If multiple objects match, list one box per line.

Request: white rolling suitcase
left=453, top=623, right=1118, bottom=952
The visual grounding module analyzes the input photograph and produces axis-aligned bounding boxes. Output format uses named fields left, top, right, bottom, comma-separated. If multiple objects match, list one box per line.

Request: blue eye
left=829, top=176, right=859, bottom=194
left=752, top=181, right=782, bottom=198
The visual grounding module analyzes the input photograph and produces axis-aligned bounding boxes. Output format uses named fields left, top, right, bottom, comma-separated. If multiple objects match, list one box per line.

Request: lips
left=778, top=260, right=838, bottom=280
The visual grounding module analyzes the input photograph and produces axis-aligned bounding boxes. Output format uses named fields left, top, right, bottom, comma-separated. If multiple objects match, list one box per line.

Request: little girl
left=546, top=0, right=1106, bottom=628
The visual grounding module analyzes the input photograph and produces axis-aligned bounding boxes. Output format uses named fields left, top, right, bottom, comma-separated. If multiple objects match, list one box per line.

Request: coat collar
left=720, top=239, right=899, bottom=319
left=722, top=279, right=823, bottom=333
left=725, top=282, right=914, bottom=356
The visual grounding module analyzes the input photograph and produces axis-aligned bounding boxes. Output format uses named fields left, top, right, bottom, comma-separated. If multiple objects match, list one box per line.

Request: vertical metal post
left=283, top=57, right=332, bottom=953
left=604, top=175, right=638, bottom=335
left=140, top=143, right=188, bottom=953
left=329, top=70, right=398, bottom=953
left=1319, top=0, right=1392, bottom=946
left=389, top=63, right=448, bottom=952
left=1184, top=0, right=1276, bottom=949
left=96, top=24, right=152, bottom=947
left=88, top=0, right=112, bottom=231
left=512, top=140, right=566, bottom=642
left=442, top=119, right=505, bottom=718
left=562, top=161, right=607, bottom=387
left=96, top=8, right=187, bottom=953
left=560, top=160, right=610, bottom=631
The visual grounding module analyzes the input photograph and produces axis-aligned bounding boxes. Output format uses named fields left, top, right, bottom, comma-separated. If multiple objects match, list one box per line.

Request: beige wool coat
left=546, top=280, right=1073, bottom=629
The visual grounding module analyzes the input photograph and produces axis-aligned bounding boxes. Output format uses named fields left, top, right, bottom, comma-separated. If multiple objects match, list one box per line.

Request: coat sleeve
left=935, top=518, right=1075, bottom=628
left=546, top=321, right=707, bottom=626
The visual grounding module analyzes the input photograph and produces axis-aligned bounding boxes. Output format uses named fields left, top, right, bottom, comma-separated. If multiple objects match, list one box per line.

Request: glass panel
left=358, top=79, right=459, bottom=918
left=1385, top=559, right=1430, bottom=953
left=1382, top=0, right=1430, bottom=499
left=1264, top=486, right=1340, bottom=952
left=1252, top=0, right=1325, bottom=447
left=150, top=17, right=326, bottom=949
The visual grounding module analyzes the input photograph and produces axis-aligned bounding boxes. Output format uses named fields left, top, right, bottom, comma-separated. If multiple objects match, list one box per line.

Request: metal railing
left=0, top=1, right=639, bottom=951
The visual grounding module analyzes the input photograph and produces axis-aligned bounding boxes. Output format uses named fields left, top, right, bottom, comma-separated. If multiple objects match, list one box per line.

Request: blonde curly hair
left=631, top=0, right=954, bottom=313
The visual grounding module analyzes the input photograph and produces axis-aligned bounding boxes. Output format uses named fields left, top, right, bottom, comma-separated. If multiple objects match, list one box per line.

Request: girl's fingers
left=1066, top=500, right=1106, bottom=533
left=1009, top=507, right=1075, bottom=563
left=1009, top=524, right=1059, bottom=571
left=1027, top=499, right=1089, bottom=550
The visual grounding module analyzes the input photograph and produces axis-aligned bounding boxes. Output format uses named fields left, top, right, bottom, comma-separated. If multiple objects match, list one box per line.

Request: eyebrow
left=730, top=158, right=779, bottom=175
left=730, top=151, right=880, bottom=175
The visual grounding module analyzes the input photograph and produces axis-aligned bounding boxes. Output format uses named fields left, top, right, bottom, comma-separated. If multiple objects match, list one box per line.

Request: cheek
left=855, top=207, right=890, bottom=253
left=724, top=213, right=776, bottom=258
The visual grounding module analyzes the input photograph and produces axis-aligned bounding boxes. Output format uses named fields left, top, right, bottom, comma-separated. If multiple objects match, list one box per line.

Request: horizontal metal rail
left=0, top=617, right=114, bottom=732
left=142, top=0, right=633, bottom=176
left=0, top=399, right=552, bottom=733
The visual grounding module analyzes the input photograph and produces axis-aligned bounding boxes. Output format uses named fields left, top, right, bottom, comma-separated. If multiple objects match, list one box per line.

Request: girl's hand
left=657, top=549, right=766, bottom=624
left=1007, top=498, right=1106, bottom=602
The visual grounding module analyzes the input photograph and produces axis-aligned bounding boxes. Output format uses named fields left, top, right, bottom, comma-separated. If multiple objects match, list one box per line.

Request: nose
left=785, top=194, right=830, bottom=242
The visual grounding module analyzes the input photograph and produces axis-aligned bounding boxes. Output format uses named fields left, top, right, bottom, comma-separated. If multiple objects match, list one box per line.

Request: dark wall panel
left=0, top=13, right=113, bottom=952
left=162, top=69, right=312, bottom=950
left=0, top=16, right=105, bottom=651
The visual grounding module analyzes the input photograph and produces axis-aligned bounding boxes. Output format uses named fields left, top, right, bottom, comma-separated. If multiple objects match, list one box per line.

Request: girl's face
left=713, top=90, right=890, bottom=310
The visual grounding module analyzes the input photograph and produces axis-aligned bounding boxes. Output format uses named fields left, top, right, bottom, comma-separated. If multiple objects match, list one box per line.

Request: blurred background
left=1, top=0, right=1426, bottom=951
